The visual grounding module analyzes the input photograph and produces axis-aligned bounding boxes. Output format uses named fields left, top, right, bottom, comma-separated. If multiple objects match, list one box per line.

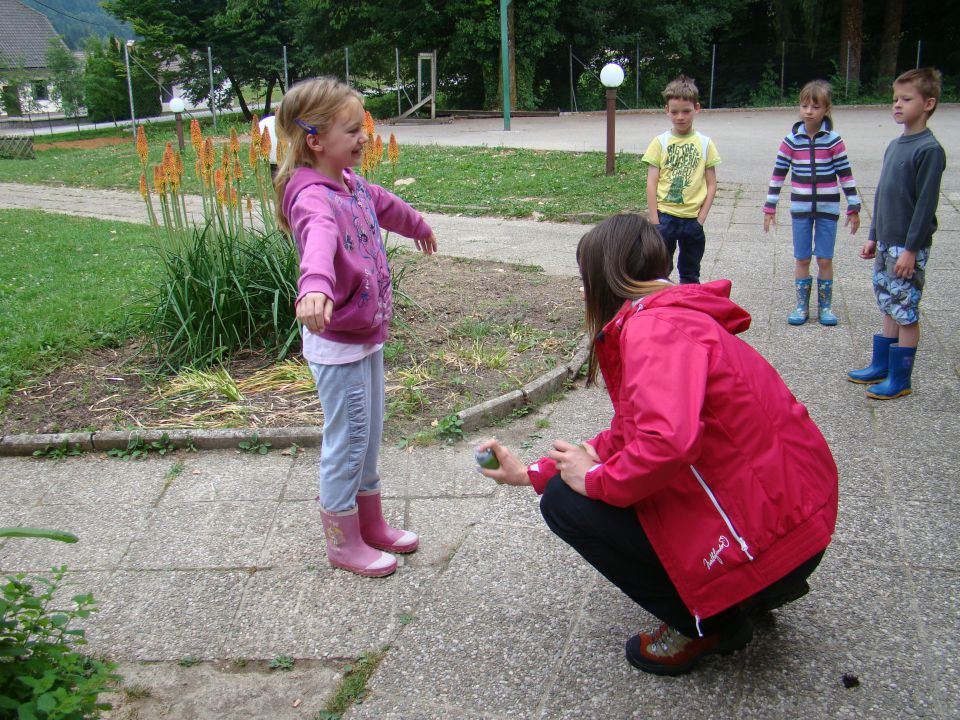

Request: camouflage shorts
left=873, top=242, right=929, bottom=325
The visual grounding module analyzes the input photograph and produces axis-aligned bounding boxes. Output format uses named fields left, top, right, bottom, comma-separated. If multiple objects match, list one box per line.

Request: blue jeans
left=308, top=349, right=384, bottom=512
left=791, top=216, right=838, bottom=260
left=656, top=213, right=706, bottom=284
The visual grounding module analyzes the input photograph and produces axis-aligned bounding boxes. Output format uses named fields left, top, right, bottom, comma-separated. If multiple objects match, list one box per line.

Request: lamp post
left=600, top=62, right=624, bottom=176
left=169, top=97, right=185, bottom=151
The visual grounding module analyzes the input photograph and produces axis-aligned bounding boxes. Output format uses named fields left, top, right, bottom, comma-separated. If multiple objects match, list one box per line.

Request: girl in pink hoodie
left=275, top=77, right=437, bottom=577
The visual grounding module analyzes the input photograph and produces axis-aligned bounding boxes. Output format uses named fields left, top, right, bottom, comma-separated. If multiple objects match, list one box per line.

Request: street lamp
left=600, top=62, right=624, bottom=176
left=169, top=97, right=186, bottom=151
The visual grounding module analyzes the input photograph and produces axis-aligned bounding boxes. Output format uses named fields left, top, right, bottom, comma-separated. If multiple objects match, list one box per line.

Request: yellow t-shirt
left=642, top=130, right=721, bottom=218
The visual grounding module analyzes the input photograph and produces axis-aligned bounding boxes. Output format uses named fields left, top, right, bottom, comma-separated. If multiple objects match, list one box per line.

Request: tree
left=82, top=36, right=160, bottom=122
left=839, top=0, right=863, bottom=92
left=45, top=38, right=85, bottom=118
left=103, top=0, right=300, bottom=120
left=877, top=0, right=903, bottom=80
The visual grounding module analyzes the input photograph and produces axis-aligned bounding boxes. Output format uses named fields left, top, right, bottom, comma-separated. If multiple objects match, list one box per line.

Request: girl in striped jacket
left=762, top=80, right=861, bottom=326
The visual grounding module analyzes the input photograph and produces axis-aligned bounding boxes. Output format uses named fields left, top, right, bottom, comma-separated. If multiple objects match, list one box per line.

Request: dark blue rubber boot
left=867, top=345, right=916, bottom=400
left=847, top=334, right=896, bottom=385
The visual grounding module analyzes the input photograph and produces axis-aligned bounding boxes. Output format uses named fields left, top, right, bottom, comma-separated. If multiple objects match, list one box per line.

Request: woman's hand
left=547, top=440, right=596, bottom=496
left=475, top=439, right=530, bottom=486
left=297, top=292, right=333, bottom=333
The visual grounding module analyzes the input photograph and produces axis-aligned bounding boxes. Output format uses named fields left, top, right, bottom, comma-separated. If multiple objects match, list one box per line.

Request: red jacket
left=528, top=280, right=838, bottom=624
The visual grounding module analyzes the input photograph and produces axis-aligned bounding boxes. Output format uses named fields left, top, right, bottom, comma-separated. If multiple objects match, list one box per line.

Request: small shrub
left=108, top=433, right=176, bottom=460
left=268, top=655, right=295, bottom=671
left=434, top=413, right=464, bottom=442
left=32, top=442, right=84, bottom=461
left=0, top=566, right=118, bottom=719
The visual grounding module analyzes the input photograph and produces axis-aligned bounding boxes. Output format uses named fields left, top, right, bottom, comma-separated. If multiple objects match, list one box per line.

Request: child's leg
left=310, top=359, right=377, bottom=512
left=358, top=349, right=384, bottom=494
left=815, top=257, right=833, bottom=281
left=863, top=243, right=928, bottom=399
left=794, top=258, right=812, bottom=279
left=654, top=214, right=679, bottom=277
left=676, top=218, right=706, bottom=284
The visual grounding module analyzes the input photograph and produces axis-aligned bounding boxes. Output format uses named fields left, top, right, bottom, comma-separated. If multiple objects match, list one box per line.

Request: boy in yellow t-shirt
left=643, top=76, right=721, bottom=284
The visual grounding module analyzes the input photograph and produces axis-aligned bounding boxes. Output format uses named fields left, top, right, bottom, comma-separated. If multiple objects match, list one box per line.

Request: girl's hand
left=894, top=249, right=917, bottom=279
left=547, top=440, right=596, bottom=496
left=476, top=439, right=530, bottom=486
left=415, top=233, right=437, bottom=255
left=846, top=212, right=861, bottom=234
left=859, top=240, right=877, bottom=260
left=297, top=292, right=333, bottom=333
left=763, top=214, right=775, bottom=233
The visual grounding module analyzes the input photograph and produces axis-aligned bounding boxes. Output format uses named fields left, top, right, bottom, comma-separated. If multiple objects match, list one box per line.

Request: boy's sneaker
left=625, top=620, right=753, bottom=676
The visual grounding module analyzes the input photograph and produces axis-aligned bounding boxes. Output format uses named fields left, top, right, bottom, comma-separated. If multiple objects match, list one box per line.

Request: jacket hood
left=628, top=279, right=751, bottom=335
left=791, top=116, right=833, bottom=137
left=282, top=166, right=354, bottom=220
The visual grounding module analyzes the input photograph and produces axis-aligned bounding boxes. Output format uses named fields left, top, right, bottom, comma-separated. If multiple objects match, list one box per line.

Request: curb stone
left=0, top=338, right=590, bottom=457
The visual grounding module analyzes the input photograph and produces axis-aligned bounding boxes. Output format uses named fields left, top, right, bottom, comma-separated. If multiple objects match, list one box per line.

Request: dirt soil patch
left=0, top=253, right=584, bottom=444
left=33, top=136, right=130, bottom=151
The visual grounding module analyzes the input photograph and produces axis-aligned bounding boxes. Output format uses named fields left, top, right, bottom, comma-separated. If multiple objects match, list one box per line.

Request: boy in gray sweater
left=847, top=68, right=946, bottom=400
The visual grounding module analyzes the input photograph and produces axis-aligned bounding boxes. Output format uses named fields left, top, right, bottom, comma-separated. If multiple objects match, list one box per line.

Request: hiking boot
left=624, top=620, right=753, bottom=676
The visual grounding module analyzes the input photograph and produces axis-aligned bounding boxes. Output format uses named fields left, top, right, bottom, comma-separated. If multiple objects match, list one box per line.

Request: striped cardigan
left=763, top=118, right=861, bottom=220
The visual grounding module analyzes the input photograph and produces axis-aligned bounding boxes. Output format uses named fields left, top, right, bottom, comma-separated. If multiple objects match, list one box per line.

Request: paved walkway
left=0, top=107, right=958, bottom=718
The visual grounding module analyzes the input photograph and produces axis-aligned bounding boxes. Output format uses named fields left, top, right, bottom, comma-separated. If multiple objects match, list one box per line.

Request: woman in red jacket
left=478, top=213, right=838, bottom=676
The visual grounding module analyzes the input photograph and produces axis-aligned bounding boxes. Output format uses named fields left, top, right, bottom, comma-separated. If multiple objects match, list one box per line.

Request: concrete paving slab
left=2, top=503, right=148, bottom=571
left=161, top=451, right=293, bottom=503
left=104, top=660, right=342, bottom=720
left=32, top=454, right=171, bottom=506
left=86, top=569, right=250, bottom=661
left=122, top=502, right=276, bottom=569
left=897, top=501, right=960, bottom=570
left=910, top=567, right=960, bottom=717
left=222, top=566, right=436, bottom=659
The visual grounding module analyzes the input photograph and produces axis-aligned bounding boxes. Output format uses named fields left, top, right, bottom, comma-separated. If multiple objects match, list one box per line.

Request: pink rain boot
left=319, top=505, right=397, bottom=577
left=356, top=489, right=419, bottom=554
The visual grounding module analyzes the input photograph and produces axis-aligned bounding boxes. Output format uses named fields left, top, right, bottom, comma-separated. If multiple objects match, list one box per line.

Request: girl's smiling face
left=307, top=97, right=368, bottom=179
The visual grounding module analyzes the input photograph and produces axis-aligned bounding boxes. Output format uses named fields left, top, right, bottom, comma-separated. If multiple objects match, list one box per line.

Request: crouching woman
left=479, top=214, right=838, bottom=676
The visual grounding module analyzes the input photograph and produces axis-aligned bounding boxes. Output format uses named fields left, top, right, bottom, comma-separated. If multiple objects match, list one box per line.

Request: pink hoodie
left=282, top=166, right=433, bottom=344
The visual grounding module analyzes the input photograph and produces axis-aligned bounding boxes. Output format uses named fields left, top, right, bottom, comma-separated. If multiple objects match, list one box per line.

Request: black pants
left=539, top=475, right=824, bottom=638
left=656, top=212, right=706, bottom=284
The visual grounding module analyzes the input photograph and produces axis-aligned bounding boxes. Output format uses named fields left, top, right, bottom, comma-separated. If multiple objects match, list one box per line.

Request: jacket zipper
left=808, top=130, right=817, bottom=216
left=690, top=464, right=754, bottom=561
left=690, top=464, right=754, bottom=637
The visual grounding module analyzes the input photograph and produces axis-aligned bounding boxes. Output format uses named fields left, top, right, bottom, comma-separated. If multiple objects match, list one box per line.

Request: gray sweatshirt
left=869, top=128, right=946, bottom=251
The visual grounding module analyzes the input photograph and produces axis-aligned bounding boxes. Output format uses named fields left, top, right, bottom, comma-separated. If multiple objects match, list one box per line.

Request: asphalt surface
left=0, top=105, right=957, bottom=719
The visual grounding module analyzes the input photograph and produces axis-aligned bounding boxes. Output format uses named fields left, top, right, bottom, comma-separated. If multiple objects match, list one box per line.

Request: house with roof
left=0, top=0, right=67, bottom=115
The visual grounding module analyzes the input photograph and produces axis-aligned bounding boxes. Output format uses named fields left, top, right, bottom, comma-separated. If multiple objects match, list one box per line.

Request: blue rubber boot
left=867, top=345, right=916, bottom=400
left=788, top=278, right=812, bottom=325
left=817, top=279, right=838, bottom=326
left=848, top=335, right=896, bottom=384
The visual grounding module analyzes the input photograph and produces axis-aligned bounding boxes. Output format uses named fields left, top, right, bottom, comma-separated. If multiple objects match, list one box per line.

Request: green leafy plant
left=238, top=433, right=271, bottom=455
left=268, top=655, right=295, bottom=671
left=32, top=442, right=84, bottom=461
left=1, top=532, right=118, bottom=720
left=177, top=656, right=201, bottom=668
left=434, top=413, right=464, bottom=443
left=108, top=433, right=176, bottom=460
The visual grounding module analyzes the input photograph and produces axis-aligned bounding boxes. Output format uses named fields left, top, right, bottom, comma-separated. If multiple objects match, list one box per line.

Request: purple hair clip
left=294, top=118, right=318, bottom=135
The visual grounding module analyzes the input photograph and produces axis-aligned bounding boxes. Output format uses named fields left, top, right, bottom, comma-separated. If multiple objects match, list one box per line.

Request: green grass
left=0, top=133, right=648, bottom=223
left=0, top=209, right=159, bottom=401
